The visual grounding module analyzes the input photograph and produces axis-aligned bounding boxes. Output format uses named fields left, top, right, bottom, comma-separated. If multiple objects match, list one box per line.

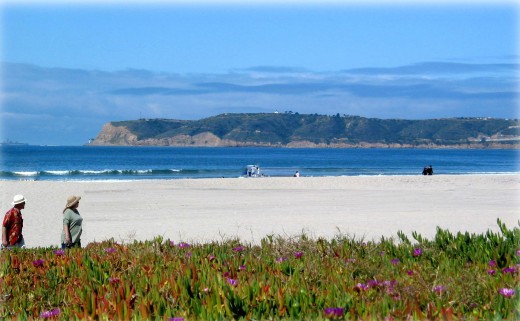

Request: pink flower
left=433, top=285, right=446, bottom=294
left=324, top=307, right=344, bottom=318
left=382, top=280, right=397, bottom=293
left=406, top=270, right=414, bottom=276
left=109, top=277, right=121, bottom=284
left=355, top=283, right=369, bottom=291
left=227, top=278, right=238, bottom=286
left=489, top=260, right=497, bottom=267
left=178, top=242, right=190, bottom=249
left=413, top=248, right=422, bottom=257
left=294, top=251, right=303, bottom=259
left=53, top=249, right=65, bottom=256
left=32, top=259, right=45, bottom=267
left=40, top=308, right=60, bottom=318
left=105, top=247, right=116, bottom=254
left=232, top=246, right=244, bottom=252
left=391, top=258, right=400, bottom=265
left=502, top=267, right=516, bottom=274
left=367, top=280, right=379, bottom=288
left=498, top=288, right=515, bottom=298
left=276, top=257, right=287, bottom=263
left=487, top=269, right=496, bottom=276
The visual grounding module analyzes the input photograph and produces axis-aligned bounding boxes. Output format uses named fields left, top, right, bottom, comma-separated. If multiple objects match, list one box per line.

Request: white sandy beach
left=1, top=175, right=519, bottom=248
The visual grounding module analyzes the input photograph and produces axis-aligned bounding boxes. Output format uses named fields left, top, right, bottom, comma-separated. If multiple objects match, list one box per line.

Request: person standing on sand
left=61, top=195, right=83, bottom=249
left=2, top=194, right=26, bottom=249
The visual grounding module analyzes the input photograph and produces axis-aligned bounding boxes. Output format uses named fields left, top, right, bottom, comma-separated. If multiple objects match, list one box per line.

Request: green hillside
left=107, top=113, right=519, bottom=147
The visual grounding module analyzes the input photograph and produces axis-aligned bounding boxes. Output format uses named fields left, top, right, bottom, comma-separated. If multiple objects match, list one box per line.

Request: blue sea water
left=0, top=145, right=518, bottom=181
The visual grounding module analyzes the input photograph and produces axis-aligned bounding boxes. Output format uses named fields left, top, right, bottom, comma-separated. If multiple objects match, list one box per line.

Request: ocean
left=0, top=145, right=518, bottom=181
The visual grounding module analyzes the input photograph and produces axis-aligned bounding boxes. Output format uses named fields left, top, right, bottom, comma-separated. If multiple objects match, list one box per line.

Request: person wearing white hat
left=2, top=194, right=26, bottom=249
left=61, top=195, right=83, bottom=249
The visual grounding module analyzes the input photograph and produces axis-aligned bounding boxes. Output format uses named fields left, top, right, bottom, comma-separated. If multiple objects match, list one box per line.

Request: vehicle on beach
left=242, top=165, right=303, bottom=178
left=243, top=165, right=261, bottom=177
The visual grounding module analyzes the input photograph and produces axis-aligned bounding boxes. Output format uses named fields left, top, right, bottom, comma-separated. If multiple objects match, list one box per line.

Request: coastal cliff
left=89, top=113, right=520, bottom=148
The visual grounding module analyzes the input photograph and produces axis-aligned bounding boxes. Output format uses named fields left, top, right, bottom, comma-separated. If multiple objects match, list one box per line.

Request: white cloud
left=2, top=61, right=518, bottom=145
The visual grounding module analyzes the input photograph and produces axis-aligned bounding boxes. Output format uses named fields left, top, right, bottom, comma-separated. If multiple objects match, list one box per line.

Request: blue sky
left=1, top=1, right=519, bottom=145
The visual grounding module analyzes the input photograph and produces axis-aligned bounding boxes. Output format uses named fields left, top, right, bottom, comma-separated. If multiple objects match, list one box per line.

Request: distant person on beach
left=294, top=171, right=300, bottom=177
left=61, top=195, right=83, bottom=249
left=422, top=165, right=433, bottom=175
left=2, top=194, right=26, bottom=249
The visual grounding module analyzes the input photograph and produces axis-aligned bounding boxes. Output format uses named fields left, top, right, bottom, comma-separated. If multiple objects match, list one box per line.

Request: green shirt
left=61, top=208, right=83, bottom=244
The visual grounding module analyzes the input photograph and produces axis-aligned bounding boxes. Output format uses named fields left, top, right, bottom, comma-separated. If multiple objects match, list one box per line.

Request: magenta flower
left=169, top=240, right=175, bottom=246
left=169, top=318, right=184, bottom=321
left=105, top=247, right=116, bottom=254
left=382, top=280, right=397, bottom=288
left=53, top=249, right=65, bottom=256
left=109, top=277, right=121, bottom=284
left=32, top=259, right=45, bottom=267
left=238, top=265, right=247, bottom=271
left=178, top=242, right=190, bottom=249
left=380, top=251, right=385, bottom=256
left=208, top=255, right=215, bottom=261
left=186, top=252, right=192, bottom=258
left=502, top=267, right=516, bottom=274
left=391, top=258, right=400, bottom=265
left=489, top=260, right=497, bottom=267
left=433, top=285, right=446, bottom=294
left=367, top=280, right=379, bottom=288
left=227, top=278, right=238, bottom=286
left=294, top=251, right=304, bottom=259
left=232, top=246, right=244, bottom=252
left=40, top=308, right=60, bottom=318
left=498, top=288, right=515, bottom=298
left=487, top=269, right=496, bottom=276
left=406, top=270, right=414, bottom=276
left=355, top=283, right=369, bottom=291
left=382, top=280, right=397, bottom=293
left=413, top=248, right=422, bottom=257
left=516, top=249, right=520, bottom=256
left=324, top=307, right=344, bottom=318
left=276, top=257, right=287, bottom=263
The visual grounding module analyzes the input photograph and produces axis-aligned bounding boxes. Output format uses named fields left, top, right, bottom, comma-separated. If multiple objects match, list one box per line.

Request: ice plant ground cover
left=0, top=219, right=518, bottom=320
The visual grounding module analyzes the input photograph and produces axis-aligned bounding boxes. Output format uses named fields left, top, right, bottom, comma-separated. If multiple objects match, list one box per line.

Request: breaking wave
left=0, top=168, right=200, bottom=180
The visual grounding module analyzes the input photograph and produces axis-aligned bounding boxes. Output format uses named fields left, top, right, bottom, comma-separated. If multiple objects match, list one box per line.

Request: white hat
left=12, top=194, right=26, bottom=205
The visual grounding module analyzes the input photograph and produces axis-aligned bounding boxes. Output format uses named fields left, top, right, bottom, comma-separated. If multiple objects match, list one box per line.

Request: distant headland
left=0, top=139, right=29, bottom=146
left=88, top=112, right=520, bottom=149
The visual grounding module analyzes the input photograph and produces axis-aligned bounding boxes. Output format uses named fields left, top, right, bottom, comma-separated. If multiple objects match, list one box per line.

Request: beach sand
left=1, top=175, right=519, bottom=248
